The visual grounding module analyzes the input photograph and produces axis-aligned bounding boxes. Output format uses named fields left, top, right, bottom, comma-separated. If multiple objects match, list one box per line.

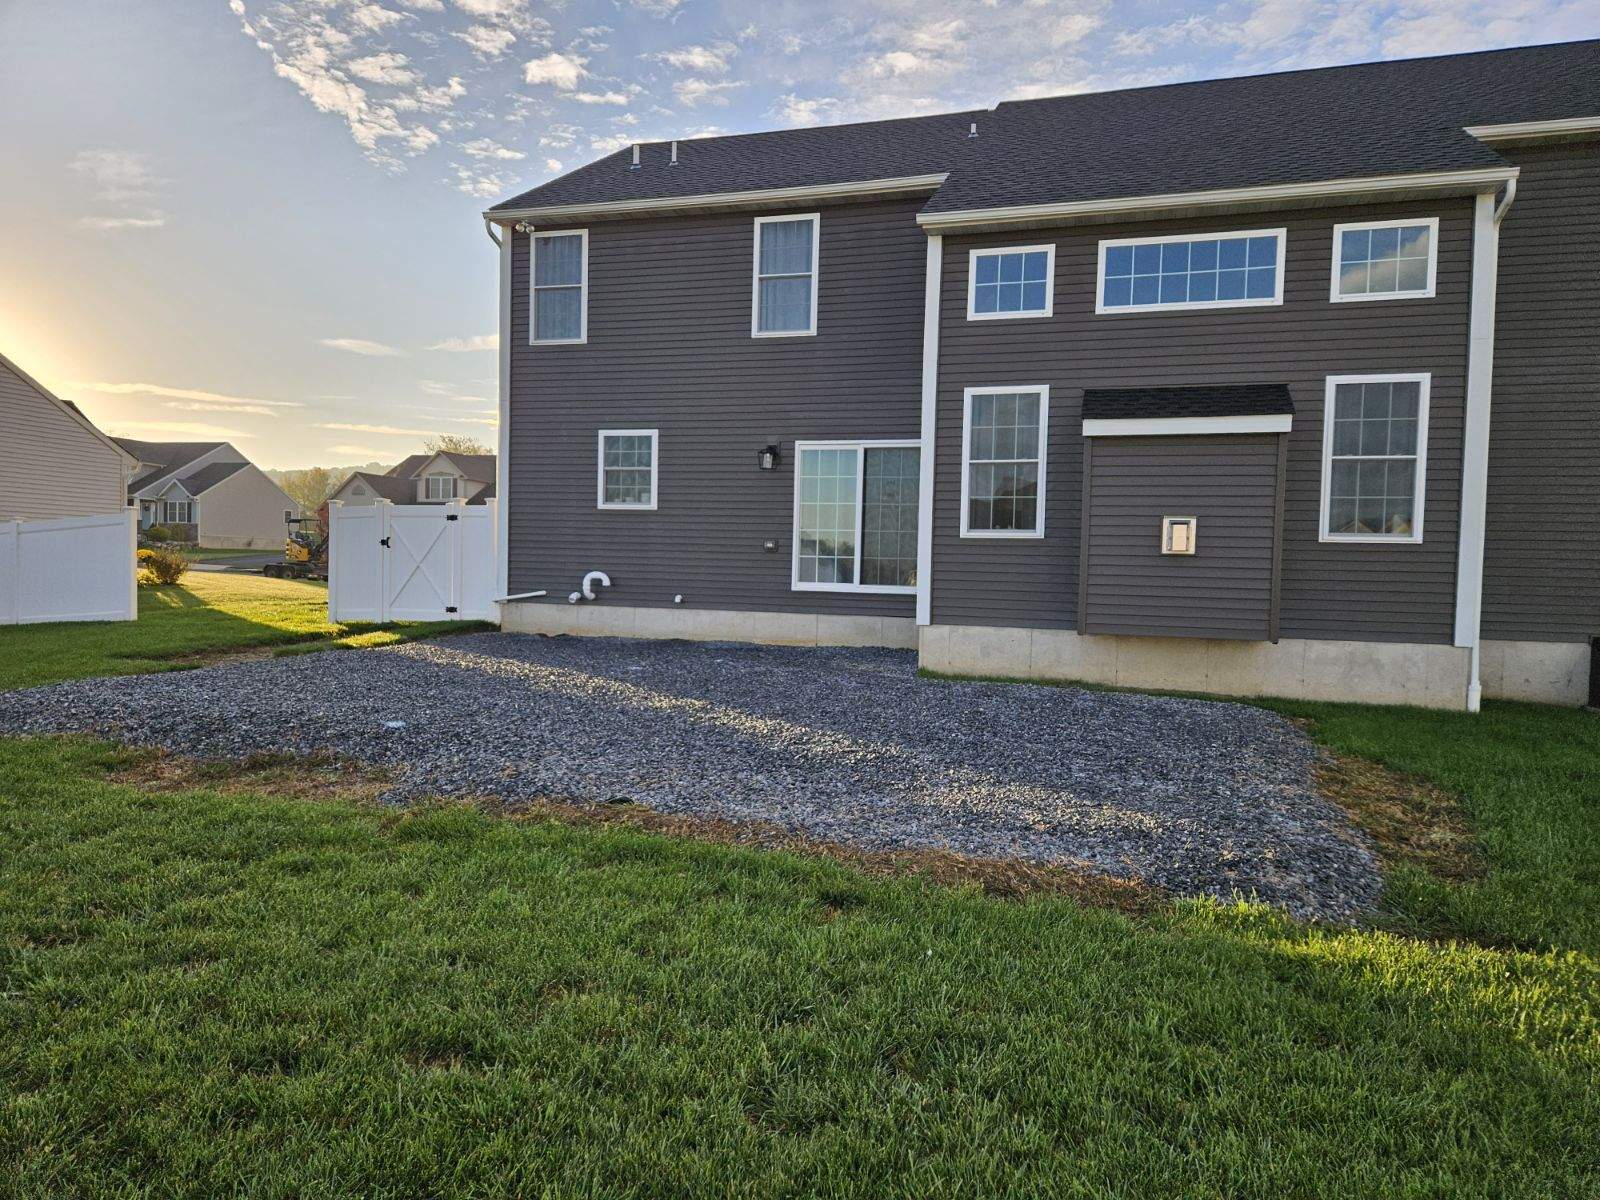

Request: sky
left=1, top=1, right=1595, bottom=469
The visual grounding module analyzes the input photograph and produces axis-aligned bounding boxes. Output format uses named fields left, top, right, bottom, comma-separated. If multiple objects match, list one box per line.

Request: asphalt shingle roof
left=173, top=461, right=250, bottom=496
left=488, top=40, right=1599, bottom=219
left=117, top=439, right=228, bottom=497
left=1082, top=385, right=1294, bottom=422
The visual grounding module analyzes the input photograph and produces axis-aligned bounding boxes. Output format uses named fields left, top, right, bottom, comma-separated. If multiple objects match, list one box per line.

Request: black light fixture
left=756, top=444, right=781, bottom=471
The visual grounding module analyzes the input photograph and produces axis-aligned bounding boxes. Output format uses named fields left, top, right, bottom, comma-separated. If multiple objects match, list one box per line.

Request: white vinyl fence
left=0, top=510, right=138, bottom=625
left=327, top=499, right=498, bottom=624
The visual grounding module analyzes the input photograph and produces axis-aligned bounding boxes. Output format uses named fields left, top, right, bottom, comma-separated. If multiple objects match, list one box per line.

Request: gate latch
left=446, top=514, right=459, bottom=522
left=379, top=536, right=391, bottom=548
left=445, top=606, right=458, bottom=613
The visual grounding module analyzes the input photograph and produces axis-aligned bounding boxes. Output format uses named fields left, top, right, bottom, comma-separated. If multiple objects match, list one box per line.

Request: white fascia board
left=1465, top=117, right=1600, bottom=143
left=917, top=167, right=1519, bottom=231
left=1081, top=414, right=1291, bottom=437
left=486, top=174, right=948, bottom=225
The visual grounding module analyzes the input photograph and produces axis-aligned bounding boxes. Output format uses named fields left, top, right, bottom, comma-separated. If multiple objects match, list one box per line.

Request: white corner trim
left=485, top=174, right=948, bottom=224
left=917, top=167, right=1519, bottom=231
left=916, top=235, right=942, bottom=625
left=1329, top=216, right=1440, bottom=303
left=1082, top=414, right=1291, bottom=437
left=1465, top=116, right=1600, bottom=143
left=1095, top=227, right=1286, bottom=314
left=529, top=227, right=588, bottom=346
left=597, top=428, right=659, bottom=510
left=959, top=385, right=1050, bottom=539
left=496, top=226, right=512, bottom=605
left=791, top=439, right=920, bottom=595
left=751, top=212, right=820, bottom=337
left=965, top=243, right=1055, bottom=320
left=1318, top=372, right=1431, bottom=546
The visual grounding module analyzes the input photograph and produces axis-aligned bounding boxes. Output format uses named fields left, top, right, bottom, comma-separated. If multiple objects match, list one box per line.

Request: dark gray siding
left=931, top=199, right=1472, bottom=643
left=1082, top=435, right=1280, bottom=640
left=1483, top=143, right=1600, bottom=643
left=506, top=197, right=926, bottom=615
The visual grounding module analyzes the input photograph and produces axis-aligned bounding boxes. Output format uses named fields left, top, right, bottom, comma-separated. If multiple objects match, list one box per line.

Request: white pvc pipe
left=581, top=570, right=611, bottom=600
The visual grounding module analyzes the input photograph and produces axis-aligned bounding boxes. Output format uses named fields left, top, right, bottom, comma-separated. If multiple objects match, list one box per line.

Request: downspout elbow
left=1494, top=177, right=1517, bottom=226
left=484, top=217, right=502, bottom=247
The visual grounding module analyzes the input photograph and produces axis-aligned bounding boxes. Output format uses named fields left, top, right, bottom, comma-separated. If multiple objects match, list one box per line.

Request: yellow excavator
left=262, top=510, right=328, bottom=580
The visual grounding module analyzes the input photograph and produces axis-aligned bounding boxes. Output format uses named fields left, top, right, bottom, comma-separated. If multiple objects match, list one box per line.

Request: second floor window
left=424, top=473, right=457, bottom=501
left=532, top=230, right=586, bottom=343
left=968, top=245, right=1054, bottom=318
left=753, top=214, right=818, bottom=336
left=1332, top=219, right=1437, bottom=301
left=1098, top=229, right=1285, bottom=313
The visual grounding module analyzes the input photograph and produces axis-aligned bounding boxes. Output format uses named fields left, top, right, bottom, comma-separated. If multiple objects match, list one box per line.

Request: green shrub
left=143, top=524, right=173, bottom=543
left=137, top=546, right=189, bottom=586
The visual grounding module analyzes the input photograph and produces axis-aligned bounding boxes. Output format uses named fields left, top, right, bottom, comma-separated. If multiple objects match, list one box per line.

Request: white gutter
left=1454, top=180, right=1517, bottom=713
left=1465, top=116, right=1600, bottom=143
left=916, top=166, right=1520, bottom=231
left=915, top=234, right=942, bottom=626
left=1082, top=414, right=1291, bottom=437
left=485, top=174, right=948, bottom=225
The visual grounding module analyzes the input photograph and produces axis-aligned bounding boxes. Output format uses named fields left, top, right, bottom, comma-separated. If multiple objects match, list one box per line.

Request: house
left=331, top=451, right=496, bottom=506
left=117, top=440, right=298, bottom=549
left=482, top=39, right=1600, bottom=712
left=1, top=351, right=135, bottom=521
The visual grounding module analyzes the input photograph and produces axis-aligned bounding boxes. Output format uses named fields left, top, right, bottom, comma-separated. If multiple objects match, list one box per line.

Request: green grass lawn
left=175, top=546, right=275, bottom=562
left=0, top=572, right=485, bottom=690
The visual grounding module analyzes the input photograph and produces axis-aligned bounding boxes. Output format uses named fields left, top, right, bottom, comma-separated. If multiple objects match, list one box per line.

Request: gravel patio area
left=0, top=632, right=1381, bottom=920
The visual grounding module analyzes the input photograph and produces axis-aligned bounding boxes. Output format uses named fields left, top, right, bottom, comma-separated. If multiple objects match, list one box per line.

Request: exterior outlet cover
left=763, top=539, right=779, bottom=553
left=1162, top=516, right=1197, bottom=555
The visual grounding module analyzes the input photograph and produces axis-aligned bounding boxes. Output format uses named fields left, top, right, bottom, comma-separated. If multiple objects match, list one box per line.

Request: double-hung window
left=597, top=429, right=657, bottom=510
left=752, top=214, right=818, bottom=336
left=1097, top=229, right=1285, bottom=313
left=793, top=441, right=919, bottom=592
left=961, top=386, right=1048, bottom=537
left=1331, top=218, right=1437, bottom=301
left=424, top=473, right=457, bottom=501
left=1320, top=374, right=1430, bottom=542
left=163, top=498, right=192, bottom=524
left=531, top=229, right=587, bottom=344
left=968, top=245, right=1054, bottom=318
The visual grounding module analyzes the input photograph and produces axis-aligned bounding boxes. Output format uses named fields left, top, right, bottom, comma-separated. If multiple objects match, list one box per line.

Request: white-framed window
left=1330, top=218, right=1438, bottom=302
left=597, top=429, right=658, bottom=510
left=162, top=498, right=192, bottom=524
left=960, top=386, right=1048, bottom=538
left=752, top=213, right=819, bottom=337
left=1319, top=373, right=1430, bottom=543
left=531, top=229, right=587, bottom=344
left=1097, top=228, right=1286, bottom=314
left=792, top=441, right=920, bottom=593
left=967, top=244, right=1055, bottom=319
left=424, top=473, right=457, bottom=501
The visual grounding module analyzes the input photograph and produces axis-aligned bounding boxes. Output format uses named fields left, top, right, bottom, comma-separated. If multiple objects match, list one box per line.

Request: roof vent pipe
left=630, top=144, right=640, bottom=169
left=670, top=140, right=679, bottom=165
left=968, top=121, right=978, bottom=138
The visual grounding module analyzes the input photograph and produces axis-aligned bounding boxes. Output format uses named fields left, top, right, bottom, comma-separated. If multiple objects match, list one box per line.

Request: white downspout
left=494, top=219, right=513, bottom=623
left=915, top=234, right=942, bottom=627
left=1455, top=176, right=1517, bottom=712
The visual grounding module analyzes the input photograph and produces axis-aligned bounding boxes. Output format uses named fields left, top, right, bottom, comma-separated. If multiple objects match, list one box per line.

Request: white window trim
left=423, top=472, right=457, bottom=501
left=1095, top=227, right=1287, bottom=315
left=751, top=213, right=820, bottom=338
left=530, top=228, right=588, bottom=345
left=1329, top=216, right=1440, bottom=303
left=791, top=439, right=920, bottom=595
left=966, top=243, right=1056, bottom=320
left=162, top=499, right=193, bottom=524
left=1319, top=372, right=1430, bottom=545
left=959, top=385, right=1050, bottom=539
left=596, top=428, right=658, bottom=511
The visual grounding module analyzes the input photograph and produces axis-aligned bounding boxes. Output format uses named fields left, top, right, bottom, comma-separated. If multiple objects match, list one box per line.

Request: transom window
left=597, top=429, right=658, bottom=510
left=968, top=245, right=1054, bottom=319
left=424, top=473, right=457, bottom=501
left=752, top=214, right=818, bottom=336
left=1320, top=374, right=1430, bottom=543
left=1331, top=219, right=1437, bottom=301
left=961, top=387, right=1048, bottom=537
left=532, top=229, right=587, bottom=344
left=1098, top=229, right=1285, bottom=313
left=793, top=442, right=920, bottom=593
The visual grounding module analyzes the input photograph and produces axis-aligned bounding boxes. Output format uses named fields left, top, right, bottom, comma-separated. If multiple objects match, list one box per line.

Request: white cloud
left=462, top=138, right=525, bottom=160
left=318, top=338, right=405, bottom=356
left=107, top=420, right=255, bottom=439
left=348, top=5, right=406, bottom=34
left=347, top=52, right=420, bottom=85
left=396, top=0, right=444, bottom=10
left=410, top=77, right=467, bottom=110
left=573, top=89, right=630, bottom=105
left=866, top=50, right=931, bottom=77
left=539, top=123, right=581, bottom=148
left=71, top=149, right=167, bottom=231
left=428, top=334, right=499, bottom=351
left=544, top=157, right=563, bottom=171
left=79, top=215, right=167, bottom=231
left=674, top=78, right=744, bottom=107
left=589, top=132, right=635, bottom=154
left=319, top=421, right=437, bottom=436
left=164, top=401, right=285, bottom=417
left=523, top=51, right=588, bottom=89
left=771, top=93, right=845, bottom=126
left=629, top=0, right=687, bottom=15
left=328, top=444, right=391, bottom=457
left=454, top=24, right=516, bottom=58
left=646, top=42, right=735, bottom=72
left=70, top=381, right=302, bottom=409
left=451, top=163, right=517, bottom=197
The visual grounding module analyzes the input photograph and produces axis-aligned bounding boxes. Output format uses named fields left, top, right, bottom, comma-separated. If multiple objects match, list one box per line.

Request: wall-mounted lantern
left=757, top=444, right=781, bottom=471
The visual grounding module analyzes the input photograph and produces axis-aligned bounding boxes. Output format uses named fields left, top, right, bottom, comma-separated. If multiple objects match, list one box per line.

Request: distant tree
left=277, top=466, right=342, bottom=515
left=424, top=433, right=492, bottom=456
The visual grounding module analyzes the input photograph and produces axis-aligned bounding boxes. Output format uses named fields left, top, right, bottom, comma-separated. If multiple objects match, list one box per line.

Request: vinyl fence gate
left=0, top=510, right=138, bottom=625
left=327, top=499, right=498, bottom=624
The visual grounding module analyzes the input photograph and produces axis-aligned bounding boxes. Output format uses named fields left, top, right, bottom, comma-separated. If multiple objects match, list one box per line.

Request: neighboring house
left=483, top=40, right=1600, bottom=711
left=0, top=351, right=135, bottom=520
left=117, top=439, right=298, bottom=549
left=331, top=451, right=496, bottom=507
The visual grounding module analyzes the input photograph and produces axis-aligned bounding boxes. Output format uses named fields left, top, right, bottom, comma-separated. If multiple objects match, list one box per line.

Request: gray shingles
left=1082, top=385, right=1294, bottom=421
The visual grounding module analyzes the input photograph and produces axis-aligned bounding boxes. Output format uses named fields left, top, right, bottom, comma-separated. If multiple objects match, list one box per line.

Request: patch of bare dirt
left=1316, top=751, right=1483, bottom=883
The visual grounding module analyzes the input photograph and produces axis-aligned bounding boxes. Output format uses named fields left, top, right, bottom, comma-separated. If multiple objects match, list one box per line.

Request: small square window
left=1331, top=219, right=1437, bottom=302
left=968, top=245, right=1055, bottom=319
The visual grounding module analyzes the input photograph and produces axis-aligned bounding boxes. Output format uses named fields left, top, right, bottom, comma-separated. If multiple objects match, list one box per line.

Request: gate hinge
left=379, top=536, right=391, bottom=548
left=446, top=514, right=459, bottom=521
left=445, top=605, right=458, bottom=613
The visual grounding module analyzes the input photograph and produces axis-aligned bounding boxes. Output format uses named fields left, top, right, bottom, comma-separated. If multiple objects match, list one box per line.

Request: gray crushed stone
left=0, top=633, right=1382, bottom=920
